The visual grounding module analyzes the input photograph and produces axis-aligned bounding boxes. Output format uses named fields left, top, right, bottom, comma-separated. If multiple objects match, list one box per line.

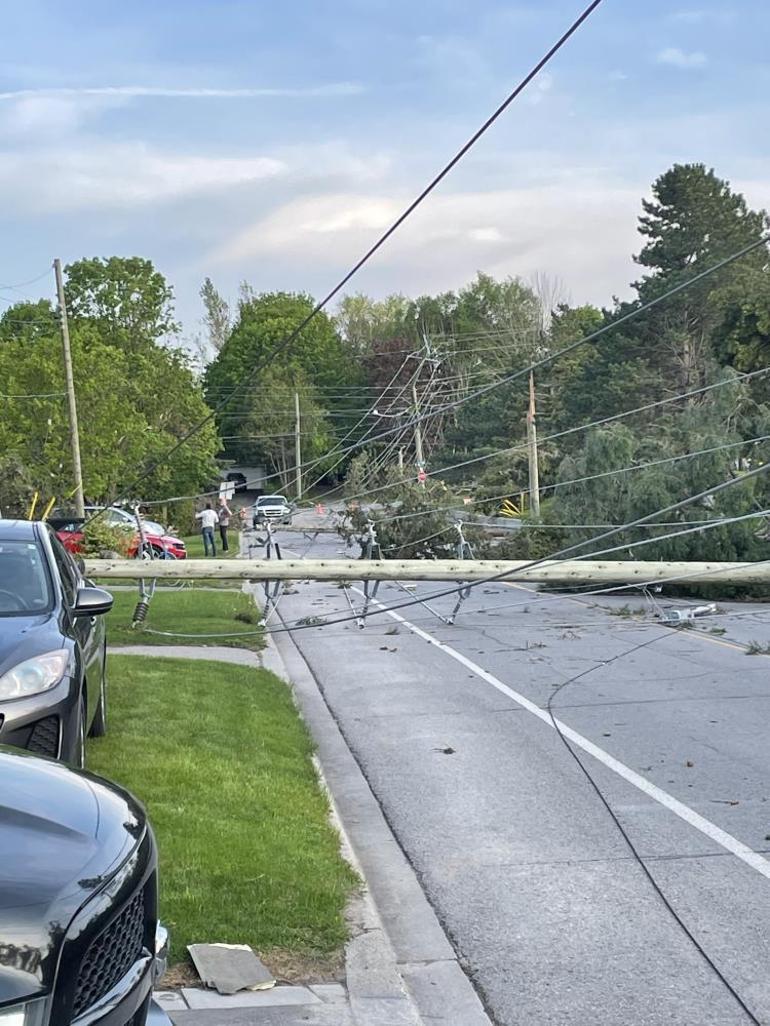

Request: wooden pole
left=294, top=390, right=302, bottom=501
left=412, top=381, right=425, bottom=483
left=527, top=371, right=540, bottom=519
left=84, top=557, right=770, bottom=586
left=54, top=258, right=85, bottom=519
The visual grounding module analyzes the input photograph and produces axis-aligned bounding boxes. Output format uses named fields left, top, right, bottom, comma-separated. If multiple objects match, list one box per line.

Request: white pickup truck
left=252, top=494, right=293, bottom=526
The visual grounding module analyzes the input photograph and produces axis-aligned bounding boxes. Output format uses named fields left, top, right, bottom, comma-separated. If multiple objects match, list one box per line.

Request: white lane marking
left=351, top=587, right=770, bottom=881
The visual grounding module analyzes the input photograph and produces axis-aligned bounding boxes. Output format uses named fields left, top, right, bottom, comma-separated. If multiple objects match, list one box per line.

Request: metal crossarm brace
left=356, top=521, right=382, bottom=628
left=248, top=520, right=284, bottom=618
left=446, top=521, right=474, bottom=625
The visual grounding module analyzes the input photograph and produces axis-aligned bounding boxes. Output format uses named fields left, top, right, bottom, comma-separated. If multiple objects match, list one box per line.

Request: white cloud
left=526, top=72, right=553, bottom=106
left=667, top=9, right=734, bottom=25
left=208, top=183, right=643, bottom=308
left=4, top=96, right=85, bottom=135
left=0, top=83, right=365, bottom=102
left=608, top=70, right=629, bottom=82
left=656, top=47, right=708, bottom=69
left=669, top=9, right=707, bottom=23
left=469, top=227, right=504, bottom=243
left=0, top=142, right=286, bottom=210
left=276, top=141, right=392, bottom=185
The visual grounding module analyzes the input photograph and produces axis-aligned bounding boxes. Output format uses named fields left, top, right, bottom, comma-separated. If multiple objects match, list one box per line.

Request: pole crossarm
left=85, top=557, right=770, bottom=585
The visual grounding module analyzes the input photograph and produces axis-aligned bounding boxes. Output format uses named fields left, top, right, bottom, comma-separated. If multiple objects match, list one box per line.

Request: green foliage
left=204, top=290, right=358, bottom=478
left=0, top=452, right=35, bottom=517
left=65, top=256, right=179, bottom=349
left=79, top=520, right=133, bottom=558
left=340, top=478, right=465, bottom=559
left=491, top=521, right=567, bottom=562
left=0, top=260, right=220, bottom=507
left=199, top=277, right=231, bottom=355
left=205, top=290, right=348, bottom=398
left=0, top=299, right=58, bottom=344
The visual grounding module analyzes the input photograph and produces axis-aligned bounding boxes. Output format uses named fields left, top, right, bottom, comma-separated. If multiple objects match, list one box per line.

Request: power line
left=268, top=506, right=770, bottom=632
left=0, top=390, right=67, bottom=399
left=545, top=635, right=763, bottom=1025
left=237, top=237, right=770, bottom=508
left=0, top=268, right=53, bottom=291
left=259, top=463, right=770, bottom=633
left=330, top=367, right=770, bottom=509
left=142, top=365, right=770, bottom=514
left=265, top=541, right=770, bottom=636
left=89, top=0, right=605, bottom=526
left=301, top=352, right=421, bottom=496
left=372, top=433, right=770, bottom=525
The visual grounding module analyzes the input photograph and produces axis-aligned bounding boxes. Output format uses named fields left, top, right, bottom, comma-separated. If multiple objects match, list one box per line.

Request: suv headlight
left=0, top=999, right=47, bottom=1025
left=0, top=650, right=69, bottom=700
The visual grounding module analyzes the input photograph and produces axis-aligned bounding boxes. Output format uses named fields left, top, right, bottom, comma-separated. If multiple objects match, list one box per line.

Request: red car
left=56, top=506, right=187, bottom=560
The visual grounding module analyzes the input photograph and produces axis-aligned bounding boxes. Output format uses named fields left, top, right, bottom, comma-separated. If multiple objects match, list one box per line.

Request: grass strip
left=89, top=654, right=357, bottom=966
left=106, top=588, right=264, bottom=651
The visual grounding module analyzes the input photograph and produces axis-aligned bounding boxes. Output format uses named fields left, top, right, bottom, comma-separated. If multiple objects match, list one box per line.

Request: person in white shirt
left=195, top=503, right=219, bottom=556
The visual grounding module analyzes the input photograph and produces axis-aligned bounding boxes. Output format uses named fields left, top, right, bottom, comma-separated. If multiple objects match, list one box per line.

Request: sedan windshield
left=0, top=540, right=52, bottom=615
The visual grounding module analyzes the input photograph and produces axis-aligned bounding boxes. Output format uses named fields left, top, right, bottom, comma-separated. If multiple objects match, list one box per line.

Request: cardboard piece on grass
left=188, top=943, right=276, bottom=995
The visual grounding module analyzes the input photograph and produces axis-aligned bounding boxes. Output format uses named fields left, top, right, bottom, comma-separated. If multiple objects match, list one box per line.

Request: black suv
left=0, top=747, right=169, bottom=1025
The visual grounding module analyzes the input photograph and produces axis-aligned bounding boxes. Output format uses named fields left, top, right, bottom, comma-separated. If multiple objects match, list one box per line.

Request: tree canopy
left=0, top=259, right=219, bottom=514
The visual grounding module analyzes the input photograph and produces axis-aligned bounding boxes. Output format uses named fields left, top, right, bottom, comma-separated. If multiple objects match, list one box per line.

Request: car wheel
left=89, top=659, right=108, bottom=738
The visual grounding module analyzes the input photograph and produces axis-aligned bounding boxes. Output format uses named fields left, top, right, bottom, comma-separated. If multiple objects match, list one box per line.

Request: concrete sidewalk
left=113, top=635, right=489, bottom=1026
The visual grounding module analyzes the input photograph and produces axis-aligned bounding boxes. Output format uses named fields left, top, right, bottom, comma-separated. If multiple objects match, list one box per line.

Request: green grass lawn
left=106, top=588, right=264, bottom=651
left=181, top=531, right=241, bottom=559
left=179, top=531, right=245, bottom=589
left=89, top=655, right=357, bottom=968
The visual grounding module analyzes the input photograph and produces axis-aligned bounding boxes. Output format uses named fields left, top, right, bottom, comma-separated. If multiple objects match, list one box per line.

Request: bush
left=80, top=521, right=133, bottom=558
left=339, top=480, right=482, bottom=559
left=165, top=497, right=197, bottom=536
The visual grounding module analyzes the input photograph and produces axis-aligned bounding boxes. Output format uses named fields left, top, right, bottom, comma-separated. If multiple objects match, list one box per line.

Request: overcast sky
left=1, top=0, right=768, bottom=345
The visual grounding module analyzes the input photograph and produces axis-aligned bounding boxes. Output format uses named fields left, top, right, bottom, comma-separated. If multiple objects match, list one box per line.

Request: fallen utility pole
left=54, top=257, right=85, bottom=519
left=85, top=557, right=770, bottom=585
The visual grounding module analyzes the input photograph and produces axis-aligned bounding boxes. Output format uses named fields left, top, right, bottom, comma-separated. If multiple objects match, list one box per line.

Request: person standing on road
left=195, top=503, right=219, bottom=557
left=218, top=497, right=232, bottom=553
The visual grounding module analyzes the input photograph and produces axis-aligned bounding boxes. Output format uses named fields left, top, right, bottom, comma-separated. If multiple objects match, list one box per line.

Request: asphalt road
left=257, top=526, right=770, bottom=1026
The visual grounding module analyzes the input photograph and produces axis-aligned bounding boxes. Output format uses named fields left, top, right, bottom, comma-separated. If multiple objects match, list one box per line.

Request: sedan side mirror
left=73, top=586, right=114, bottom=617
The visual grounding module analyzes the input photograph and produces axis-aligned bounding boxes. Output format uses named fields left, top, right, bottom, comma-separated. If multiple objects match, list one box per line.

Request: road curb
left=265, top=609, right=493, bottom=1026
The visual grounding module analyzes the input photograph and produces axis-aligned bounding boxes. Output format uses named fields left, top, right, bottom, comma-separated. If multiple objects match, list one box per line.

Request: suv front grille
left=73, top=889, right=146, bottom=1017
left=27, top=716, right=59, bottom=757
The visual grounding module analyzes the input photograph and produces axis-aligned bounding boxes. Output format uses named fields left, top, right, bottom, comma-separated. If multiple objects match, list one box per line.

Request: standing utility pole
left=294, top=391, right=302, bottom=501
left=527, top=371, right=540, bottom=519
left=54, top=258, right=85, bottom=519
left=412, top=381, right=425, bottom=484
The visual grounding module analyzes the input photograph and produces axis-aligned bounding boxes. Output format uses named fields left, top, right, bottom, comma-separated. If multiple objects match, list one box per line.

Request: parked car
left=0, top=518, right=113, bottom=767
left=226, top=471, right=247, bottom=493
left=252, top=495, right=293, bottom=527
left=57, top=506, right=187, bottom=561
left=0, top=746, right=170, bottom=1026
